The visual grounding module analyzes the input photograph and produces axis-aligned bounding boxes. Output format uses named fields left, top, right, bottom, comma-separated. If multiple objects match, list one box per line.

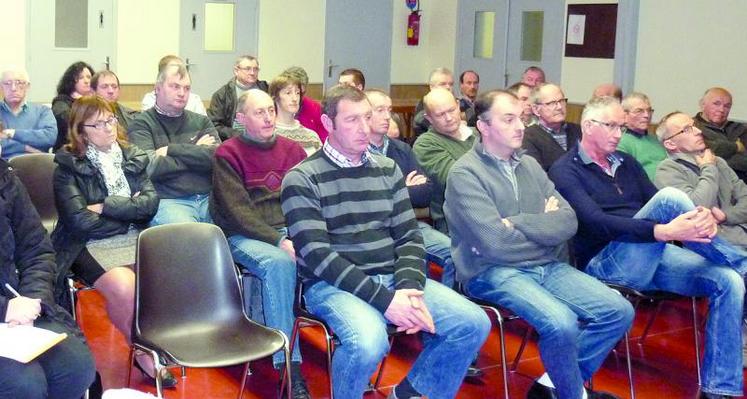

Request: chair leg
left=511, top=326, right=534, bottom=371
left=691, top=297, right=702, bottom=386
left=623, top=331, right=635, bottom=399
left=279, top=319, right=302, bottom=396
left=324, top=327, right=335, bottom=399
left=283, top=344, right=292, bottom=399
left=126, top=347, right=135, bottom=387
left=638, top=300, right=664, bottom=344
left=492, top=310, right=510, bottom=399
left=238, top=362, right=250, bottom=399
left=149, top=351, right=165, bottom=399
left=372, top=334, right=396, bottom=390
left=68, top=278, right=78, bottom=321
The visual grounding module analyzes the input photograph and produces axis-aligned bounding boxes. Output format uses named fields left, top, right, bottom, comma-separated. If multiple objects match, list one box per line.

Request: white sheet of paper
left=567, top=14, right=586, bottom=45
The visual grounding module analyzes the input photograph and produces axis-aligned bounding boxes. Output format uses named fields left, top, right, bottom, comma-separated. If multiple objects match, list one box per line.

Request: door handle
left=327, top=59, right=339, bottom=78
left=185, top=58, right=197, bottom=72
left=105, top=56, right=110, bottom=71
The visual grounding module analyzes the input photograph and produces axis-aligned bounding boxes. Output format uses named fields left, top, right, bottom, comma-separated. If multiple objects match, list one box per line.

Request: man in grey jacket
left=444, top=90, right=633, bottom=399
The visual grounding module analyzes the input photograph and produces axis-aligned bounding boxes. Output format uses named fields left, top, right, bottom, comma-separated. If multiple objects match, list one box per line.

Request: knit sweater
left=616, top=128, right=667, bottom=181
left=211, top=134, right=306, bottom=245
left=281, top=150, right=426, bottom=312
left=549, top=145, right=659, bottom=267
left=0, top=101, right=57, bottom=158
left=445, top=139, right=577, bottom=282
left=274, top=120, right=322, bottom=156
left=413, top=128, right=477, bottom=233
left=655, top=153, right=747, bottom=247
left=128, top=108, right=220, bottom=199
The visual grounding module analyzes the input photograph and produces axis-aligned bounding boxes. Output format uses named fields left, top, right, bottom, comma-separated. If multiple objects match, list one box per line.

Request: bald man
left=694, top=87, right=747, bottom=182
left=523, top=83, right=581, bottom=171
left=413, top=88, right=476, bottom=234
left=591, top=83, right=622, bottom=101
left=209, top=89, right=310, bottom=397
left=412, top=67, right=456, bottom=137
left=0, top=69, right=57, bottom=159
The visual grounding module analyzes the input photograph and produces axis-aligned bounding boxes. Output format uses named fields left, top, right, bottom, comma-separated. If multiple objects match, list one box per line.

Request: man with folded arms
left=693, top=87, right=747, bottom=182
left=445, top=90, right=633, bottom=399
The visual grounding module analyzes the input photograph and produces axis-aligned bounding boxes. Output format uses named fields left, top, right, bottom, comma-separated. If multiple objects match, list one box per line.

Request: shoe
left=290, top=375, right=311, bottom=399
left=133, top=358, right=178, bottom=389
left=587, top=389, right=620, bottom=399
left=526, top=381, right=557, bottom=399
left=387, top=388, right=424, bottom=399
left=465, top=364, right=484, bottom=378
left=700, top=393, right=731, bottom=399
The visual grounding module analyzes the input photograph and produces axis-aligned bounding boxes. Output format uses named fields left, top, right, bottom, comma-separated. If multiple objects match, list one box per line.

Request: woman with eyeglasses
left=51, top=62, right=94, bottom=151
left=50, top=96, right=176, bottom=388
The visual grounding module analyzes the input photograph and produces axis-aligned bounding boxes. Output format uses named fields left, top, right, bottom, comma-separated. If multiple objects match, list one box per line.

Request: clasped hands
left=384, top=289, right=435, bottom=335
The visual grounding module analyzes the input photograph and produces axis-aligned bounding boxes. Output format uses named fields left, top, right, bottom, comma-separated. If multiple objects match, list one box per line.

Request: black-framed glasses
left=664, top=124, right=696, bottom=141
left=538, top=98, right=568, bottom=108
left=82, top=116, right=118, bottom=130
left=590, top=119, right=623, bottom=132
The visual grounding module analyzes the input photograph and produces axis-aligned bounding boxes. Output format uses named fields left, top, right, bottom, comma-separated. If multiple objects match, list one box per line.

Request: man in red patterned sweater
left=209, top=89, right=310, bottom=398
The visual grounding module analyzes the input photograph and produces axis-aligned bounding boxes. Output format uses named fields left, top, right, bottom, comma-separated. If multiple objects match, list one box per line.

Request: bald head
left=237, top=89, right=276, bottom=141
left=700, top=87, right=733, bottom=126
left=592, top=83, right=622, bottom=101
left=424, top=88, right=461, bottom=137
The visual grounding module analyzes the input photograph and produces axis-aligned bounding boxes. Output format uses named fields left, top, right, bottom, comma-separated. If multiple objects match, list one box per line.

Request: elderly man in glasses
left=522, top=83, right=582, bottom=171
left=550, top=96, right=747, bottom=399
left=0, top=68, right=57, bottom=159
left=615, top=92, right=667, bottom=181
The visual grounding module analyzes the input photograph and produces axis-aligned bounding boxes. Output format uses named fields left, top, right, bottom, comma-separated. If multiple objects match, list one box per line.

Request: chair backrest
left=8, top=153, right=57, bottom=234
left=133, top=223, right=245, bottom=341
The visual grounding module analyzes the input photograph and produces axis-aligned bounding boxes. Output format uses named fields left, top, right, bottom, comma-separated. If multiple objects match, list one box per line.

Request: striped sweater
left=281, top=150, right=426, bottom=312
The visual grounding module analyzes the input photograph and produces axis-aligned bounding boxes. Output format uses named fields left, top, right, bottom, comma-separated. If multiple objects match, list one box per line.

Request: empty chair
left=8, top=152, right=57, bottom=233
left=128, top=222, right=291, bottom=398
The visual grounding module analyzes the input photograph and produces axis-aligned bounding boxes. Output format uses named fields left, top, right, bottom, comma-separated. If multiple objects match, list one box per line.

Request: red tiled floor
left=78, top=290, right=747, bottom=398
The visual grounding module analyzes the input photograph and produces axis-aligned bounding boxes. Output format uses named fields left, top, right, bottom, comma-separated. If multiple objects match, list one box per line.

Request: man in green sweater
left=444, top=90, right=633, bottom=399
left=413, top=88, right=476, bottom=234
left=616, top=92, right=666, bottom=181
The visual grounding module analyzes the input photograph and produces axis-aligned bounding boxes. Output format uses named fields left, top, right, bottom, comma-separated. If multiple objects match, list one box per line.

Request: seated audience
left=591, top=83, right=623, bottom=101
left=412, top=67, right=455, bottom=137
left=52, top=61, right=94, bottom=150
left=140, top=55, right=207, bottom=116
left=51, top=95, right=168, bottom=387
left=550, top=96, right=747, bottom=399
left=413, top=88, right=476, bottom=234
left=616, top=92, right=665, bottom=181
left=445, top=90, right=633, bottom=399
left=523, top=83, right=581, bottom=171
left=693, top=87, right=747, bottom=182
left=269, top=74, right=322, bottom=155
left=338, top=68, right=365, bottom=90
left=0, top=68, right=57, bottom=158
left=128, top=64, right=220, bottom=226
left=366, top=89, right=457, bottom=288
left=507, top=82, right=537, bottom=127
left=210, top=89, right=309, bottom=398
left=281, top=85, right=490, bottom=399
left=281, top=66, right=327, bottom=143
left=521, top=66, right=546, bottom=88
left=208, top=55, right=269, bottom=140
left=457, top=70, right=479, bottom=122
left=92, top=70, right=138, bottom=131
left=1, top=156, right=96, bottom=399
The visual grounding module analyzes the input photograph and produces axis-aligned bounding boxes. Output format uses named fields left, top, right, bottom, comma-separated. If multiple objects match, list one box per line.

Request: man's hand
left=155, top=146, right=168, bottom=157
left=384, top=289, right=434, bottom=334
left=712, top=206, right=727, bottom=224
left=654, top=207, right=717, bottom=243
left=0, top=129, right=15, bottom=140
left=279, top=238, right=296, bottom=262
left=195, top=135, right=217, bottom=146
left=695, top=149, right=716, bottom=166
left=404, top=170, right=427, bottom=187
left=737, top=140, right=746, bottom=153
left=87, top=203, right=104, bottom=214
left=5, top=296, right=42, bottom=326
left=544, top=196, right=559, bottom=213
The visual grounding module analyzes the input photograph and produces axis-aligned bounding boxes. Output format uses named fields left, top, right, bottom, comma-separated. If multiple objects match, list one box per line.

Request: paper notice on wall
left=567, top=14, right=586, bottom=45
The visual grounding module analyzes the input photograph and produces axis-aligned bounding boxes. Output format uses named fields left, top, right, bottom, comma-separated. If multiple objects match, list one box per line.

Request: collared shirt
left=577, top=145, right=623, bottom=177
left=323, top=140, right=374, bottom=168
left=0, top=100, right=57, bottom=158
left=538, top=121, right=568, bottom=150
left=480, top=145, right=522, bottom=200
left=367, top=136, right=390, bottom=156
left=1, top=100, right=28, bottom=116
left=154, top=102, right=183, bottom=118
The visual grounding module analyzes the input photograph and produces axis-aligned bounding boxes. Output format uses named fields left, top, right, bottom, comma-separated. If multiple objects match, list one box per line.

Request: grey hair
left=1, top=68, right=30, bottom=83
left=581, top=96, right=621, bottom=124
left=235, top=55, right=258, bottom=67
left=529, top=83, right=561, bottom=105
left=428, top=67, right=453, bottom=85
left=655, top=111, right=687, bottom=142
left=156, top=63, right=189, bottom=85
left=621, top=92, right=651, bottom=111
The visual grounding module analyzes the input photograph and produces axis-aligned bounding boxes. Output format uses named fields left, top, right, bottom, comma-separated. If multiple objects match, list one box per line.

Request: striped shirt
left=281, top=149, right=426, bottom=312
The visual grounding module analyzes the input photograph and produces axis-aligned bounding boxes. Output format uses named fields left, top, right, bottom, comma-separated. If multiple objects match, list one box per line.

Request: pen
left=4, top=283, right=21, bottom=298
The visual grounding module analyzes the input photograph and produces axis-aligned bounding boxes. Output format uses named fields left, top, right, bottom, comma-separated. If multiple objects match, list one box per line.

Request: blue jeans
left=229, top=233, right=301, bottom=367
left=0, top=319, right=96, bottom=399
left=419, top=221, right=455, bottom=288
left=466, top=262, right=634, bottom=399
left=150, top=193, right=211, bottom=226
left=586, top=187, right=746, bottom=396
left=304, top=275, right=490, bottom=399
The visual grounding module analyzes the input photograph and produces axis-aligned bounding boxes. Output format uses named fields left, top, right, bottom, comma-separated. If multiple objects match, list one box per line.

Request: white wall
left=116, top=0, right=181, bottom=83
left=0, top=0, right=27, bottom=72
left=390, top=0, right=458, bottom=84
left=636, top=1, right=747, bottom=121
left=257, top=0, right=325, bottom=84
left=561, top=0, right=617, bottom=103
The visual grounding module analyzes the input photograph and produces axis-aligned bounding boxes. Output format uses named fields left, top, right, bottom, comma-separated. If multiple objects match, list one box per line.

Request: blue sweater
left=548, top=145, right=659, bottom=267
left=384, top=138, right=433, bottom=208
left=0, top=101, right=57, bottom=159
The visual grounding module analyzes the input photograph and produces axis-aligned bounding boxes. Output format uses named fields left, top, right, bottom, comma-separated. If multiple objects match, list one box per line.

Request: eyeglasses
left=236, top=66, right=260, bottom=72
left=590, top=119, right=623, bottom=132
left=664, top=124, right=697, bottom=141
left=538, top=98, right=568, bottom=108
left=628, top=107, right=654, bottom=115
left=82, top=116, right=118, bottom=130
left=1, top=80, right=29, bottom=89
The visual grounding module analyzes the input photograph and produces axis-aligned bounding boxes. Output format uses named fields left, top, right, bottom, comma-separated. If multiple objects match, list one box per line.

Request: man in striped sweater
left=281, top=85, right=490, bottom=399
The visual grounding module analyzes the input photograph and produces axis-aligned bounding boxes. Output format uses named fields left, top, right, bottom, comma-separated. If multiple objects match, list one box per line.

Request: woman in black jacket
left=0, top=157, right=96, bottom=399
left=51, top=95, right=174, bottom=387
left=52, top=61, right=94, bottom=151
